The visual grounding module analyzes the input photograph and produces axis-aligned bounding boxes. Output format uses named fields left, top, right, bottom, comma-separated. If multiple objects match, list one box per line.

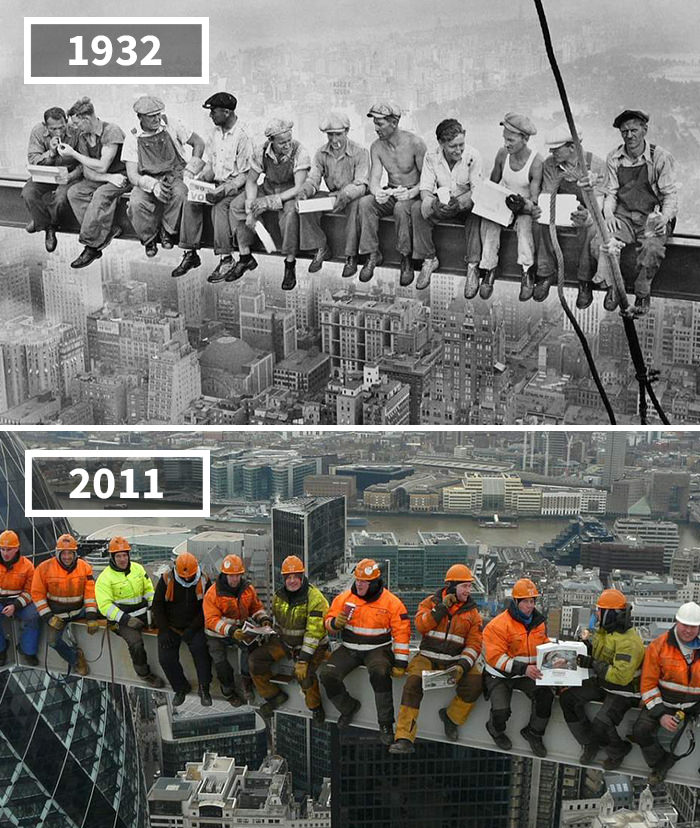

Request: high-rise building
left=378, top=347, right=441, bottom=424
left=648, top=470, right=690, bottom=520
left=239, top=289, right=297, bottom=362
left=602, top=432, right=627, bottom=490
left=147, top=334, right=202, bottom=423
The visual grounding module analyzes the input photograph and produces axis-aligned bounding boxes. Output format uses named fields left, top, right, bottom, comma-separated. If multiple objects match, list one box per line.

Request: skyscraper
left=602, top=431, right=627, bottom=490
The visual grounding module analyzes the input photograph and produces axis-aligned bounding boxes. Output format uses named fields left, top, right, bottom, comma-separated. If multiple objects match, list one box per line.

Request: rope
left=532, top=0, right=670, bottom=425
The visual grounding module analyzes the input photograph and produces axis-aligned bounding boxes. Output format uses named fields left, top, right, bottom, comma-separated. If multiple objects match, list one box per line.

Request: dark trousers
left=67, top=179, right=131, bottom=248
left=319, top=644, right=395, bottom=725
left=299, top=194, right=361, bottom=257
left=158, top=628, right=212, bottom=692
left=483, top=672, right=554, bottom=735
left=206, top=635, right=250, bottom=694
left=411, top=203, right=482, bottom=263
left=127, top=178, right=187, bottom=244
left=535, top=220, right=597, bottom=282
left=113, top=623, right=150, bottom=677
left=358, top=194, right=416, bottom=257
left=633, top=702, right=700, bottom=769
left=21, top=180, right=72, bottom=231
left=559, top=678, right=635, bottom=757
left=180, top=191, right=243, bottom=255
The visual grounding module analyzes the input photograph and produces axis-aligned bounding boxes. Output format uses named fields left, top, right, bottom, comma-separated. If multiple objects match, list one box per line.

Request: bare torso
left=372, top=129, right=425, bottom=188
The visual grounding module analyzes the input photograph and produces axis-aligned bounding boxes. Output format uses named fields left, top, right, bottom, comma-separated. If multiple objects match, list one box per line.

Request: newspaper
left=185, top=179, right=216, bottom=203
left=421, top=665, right=461, bottom=691
left=471, top=180, right=514, bottom=227
left=536, top=641, right=588, bottom=686
left=239, top=619, right=276, bottom=642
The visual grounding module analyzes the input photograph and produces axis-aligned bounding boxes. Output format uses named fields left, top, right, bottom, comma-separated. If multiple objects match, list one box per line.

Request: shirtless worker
left=356, top=103, right=427, bottom=286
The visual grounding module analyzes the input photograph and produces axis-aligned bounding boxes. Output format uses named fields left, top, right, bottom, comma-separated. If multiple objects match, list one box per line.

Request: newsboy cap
left=203, top=92, right=238, bottom=111
left=319, top=111, right=351, bottom=132
left=133, top=95, right=164, bottom=116
left=265, top=117, right=294, bottom=137
left=612, top=109, right=649, bottom=129
left=544, top=124, right=582, bottom=149
left=500, top=112, right=537, bottom=137
left=366, top=102, right=402, bottom=120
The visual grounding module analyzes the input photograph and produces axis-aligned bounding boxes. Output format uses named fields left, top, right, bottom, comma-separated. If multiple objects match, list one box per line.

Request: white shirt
left=420, top=143, right=483, bottom=198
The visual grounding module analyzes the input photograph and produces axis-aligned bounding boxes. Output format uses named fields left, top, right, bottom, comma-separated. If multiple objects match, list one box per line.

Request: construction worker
left=560, top=589, right=644, bottom=770
left=151, top=551, right=212, bottom=706
left=633, top=602, right=700, bottom=785
left=230, top=117, right=311, bottom=290
left=249, top=555, right=329, bottom=721
left=203, top=554, right=270, bottom=705
left=123, top=95, right=205, bottom=259
left=31, top=534, right=99, bottom=676
left=357, top=103, right=427, bottom=286
left=416, top=118, right=483, bottom=295
left=595, top=109, right=678, bottom=316
left=172, top=92, right=253, bottom=282
left=389, top=564, right=483, bottom=754
left=478, top=113, right=543, bottom=301
left=319, top=558, right=411, bottom=745
left=59, top=97, right=131, bottom=269
left=532, top=124, right=606, bottom=307
left=0, top=530, right=39, bottom=666
left=95, top=537, right=163, bottom=688
left=482, top=577, right=553, bottom=757
left=22, top=106, right=81, bottom=253
left=297, top=111, right=369, bottom=277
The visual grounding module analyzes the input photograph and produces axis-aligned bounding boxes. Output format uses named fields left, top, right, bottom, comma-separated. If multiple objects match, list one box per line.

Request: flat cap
left=264, top=117, right=294, bottom=137
left=544, top=124, right=582, bottom=149
left=133, top=95, right=164, bottom=116
left=612, top=109, right=649, bottom=129
left=366, top=102, right=402, bottom=120
left=319, top=111, right=351, bottom=132
left=500, top=112, right=537, bottom=137
left=203, top=92, right=238, bottom=111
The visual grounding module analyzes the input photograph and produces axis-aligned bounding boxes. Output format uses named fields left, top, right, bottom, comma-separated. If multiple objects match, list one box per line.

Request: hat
left=500, top=112, right=537, bottom=137
left=203, top=92, right=238, bottom=111
left=366, top=102, right=402, bottom=120
left=265, top=117, right=294, bottom=137
left=133, top=95, right=164, bottom=116
left=612, top=109, right=649, bottom=129
left=544, top=123, right=582, bottom=149
left=319, top=111, right=350, bottom=132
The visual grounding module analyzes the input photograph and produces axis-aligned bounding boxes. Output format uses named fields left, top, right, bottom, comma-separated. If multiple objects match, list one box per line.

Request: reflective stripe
left=495, top=655, right=510, bottom=671
left=641, top=688, right=658, bottom=701
left=343, top=641, right=391, bottom=652
left=346, top=625, right=391, bottom=635
left=419, top=649, right=462, bottom=662
left=606, top=688, right=640, bottom=698
left=47, top=594, right=82, bottom=603
left=301, top=644, right=316, bottom=655
left=645, top=697, right=662, bottom=709
left=462, top=647, right=478, bottom=660
left=278, top=626, right=304, bottom=637
left=659, top=680, right=700, bottom=695
left=425, top=630, right=465, bottom=645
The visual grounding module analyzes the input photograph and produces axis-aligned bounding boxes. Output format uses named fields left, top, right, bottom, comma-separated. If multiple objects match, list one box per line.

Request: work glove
left=452, top=665, right=464, bottom=683
left=645, top=212, right=668, bottom=235
left=570, top=205, right=590, bottom=227
left=205, top=186, right=226, bottom=205
left=391, top=666, right=406, bottom=678
left=181, top=627, right=197, bottom=644
left=294, top=661, right=309, bottom=682
left=86, top=619, right=100, bottom=636
left=47, top=614, right=65, bottom=631
left=245, top=211, right=257, bottom=230
left=125, top=615, right=145, bottom=630
left=232, top=628, right=247, bottom=642
left=258, top=615, right=273, bottom=627
left=505, top=193, right=526, bottom=215
left=333, top=612, right=348, bottom=631
left=184, top=157, right=205, bottom=177
left=434, top=201, right=458, bottom=219
left=576, top=654, right=593, bottom=668
left=601, top=237, right=625, bottom=257
left=153, top=180, right=172, bottom=203
left=442, top=593, right=458, bottom=609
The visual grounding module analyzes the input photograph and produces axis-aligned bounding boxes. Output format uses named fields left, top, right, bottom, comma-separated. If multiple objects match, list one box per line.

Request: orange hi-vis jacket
left=31, top=557, right=98, bottom=619
left=325, top=586, right=411, bottom=667
left=641, top=626, right=700, bottom=712
left=203, top=576, right=266, bottom=638
left=0, top=555, right=34, bottom=610
left=483, top=602, right=549, bottom=678
left=415, top=588, right=483, bottom=668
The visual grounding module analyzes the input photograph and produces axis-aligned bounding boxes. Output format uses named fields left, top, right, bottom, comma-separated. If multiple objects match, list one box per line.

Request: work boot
left=439, top=707, right=459, bottom=741
left=633, top=295, right=651, bottom=317
left=74, top=648, right=89, bottom=676
left=26, top=220, right=37, bottom=233
left=222, top=686, right=245, bottom=707
left=533, top=274, right=554, bottom=302
left=45, top=226, right=58, bottom=253
left=308, top=246, right=330, bottom=273
left=342, top=256, right=358, bottom=278
left=159, top=229, right=176, bottom=249
left=208, top=255, right=233, bottom=283
left=576, top=281, right=594, bottom=309
left=399, top=254, right=414, bottom=287
left=173, top=684, right=191, bottom=706
left=520, top=726, right=547, bottom=758
left=0, top=648, right=7, bottom=667
left=648, top=754, right=675, bottom=786
left=463, top=262, right=480, bottom=299
left=378, top=723, right=394, bottom=745
left=519, top=266, right=536, bottom=302
left=311, top=706, right=325, bottom=724
left=226, top=254, right=258, bottom=282
left=602, top=741, right=632, bottom=771
left=415, top=256, right=439, bottom=290
left=603, top=285, right=619, bottom=312
left=171, top=250, right=201, bottom=278
left=479, top=267, right=497, bottom=300
left=144, top=673, right=165, bottom=689
left=579, top=743, right=599, bottom=764
left=337, top=697, right=361, bottom=729
left=359, top=251, right=383, bottom=283
left=19, top=651, right=39, bottom=667
left=241, top=675, right=255, bottom=704
left=281, top=260, right=297, bottom=291
left=144, top=239, right=158, bottom=258
left=486, top=720, right=512, bottom=751
left=199, top=685, right=213, bottom=707
left=71, top=246, right=102, bottom=269
left=259, top=690, right=289, bottom=719
left=389, top=738, right=414, bottom=755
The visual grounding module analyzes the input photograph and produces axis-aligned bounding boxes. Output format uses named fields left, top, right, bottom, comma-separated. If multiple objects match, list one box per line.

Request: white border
left=24, top=449, right=210, bottom=517
left=24, top=17, right=209, bottom=84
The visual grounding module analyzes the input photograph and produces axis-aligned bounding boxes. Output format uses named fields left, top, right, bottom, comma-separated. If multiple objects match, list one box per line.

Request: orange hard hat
left=108, top=536, right=131, bottom=554
left=281, top=555, right=305, bottom=575
left=597, top=589, right=627, bottom=610
left=0, top=530, right=20, bottom=548
left=56, top=534, right=78, bottom=552
left=221, top=554, right=245, bottom=575
left=445, top=563, right=474, bottom=583
left=354, top=558, right=381, bottom=581
left=512, top=578, right=539, bottom=599
left=176, top=552, right=199, bottom=579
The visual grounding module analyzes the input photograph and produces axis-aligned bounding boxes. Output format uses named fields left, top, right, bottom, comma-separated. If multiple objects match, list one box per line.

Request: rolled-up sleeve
left=419, top=152, right=438, bottom=194
left=293, top=144, right=312, bottom=174
left=655, top=149, right=678, bottom=221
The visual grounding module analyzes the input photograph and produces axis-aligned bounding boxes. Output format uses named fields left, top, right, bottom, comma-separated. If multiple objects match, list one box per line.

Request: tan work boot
left=74, top=648, right=89, bottom=676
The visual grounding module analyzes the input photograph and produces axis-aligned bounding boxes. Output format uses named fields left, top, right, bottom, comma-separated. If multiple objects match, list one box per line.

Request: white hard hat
left=676, top=602, right=700, bottom=625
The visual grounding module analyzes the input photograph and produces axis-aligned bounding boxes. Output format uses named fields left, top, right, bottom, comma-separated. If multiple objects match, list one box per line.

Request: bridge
left=2, top=171, right=700, bottom=301
left=3, top=618, right=700, bottom=790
